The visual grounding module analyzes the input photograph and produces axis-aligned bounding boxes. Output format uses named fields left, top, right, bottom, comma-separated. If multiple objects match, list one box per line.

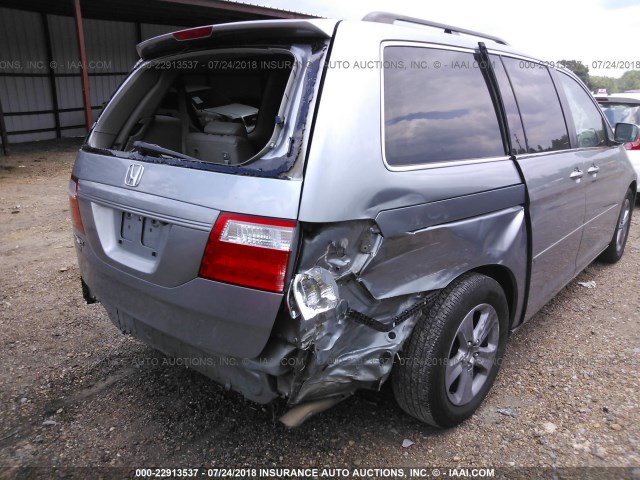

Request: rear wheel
left=598, top=188, right=634, bottom=264
left=392, top=273, right=509, bottom=428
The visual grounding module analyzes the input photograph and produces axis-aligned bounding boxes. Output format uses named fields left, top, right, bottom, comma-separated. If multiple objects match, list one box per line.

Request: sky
left=231, top=0, right=640, bottom=78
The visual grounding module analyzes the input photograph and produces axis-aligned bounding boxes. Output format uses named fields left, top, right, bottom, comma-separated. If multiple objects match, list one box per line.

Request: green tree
left=618, top=70, right=640, bottom=91
left=558, top=59, right=590, bottom=86
left=589, top=75, right=618, bottom=93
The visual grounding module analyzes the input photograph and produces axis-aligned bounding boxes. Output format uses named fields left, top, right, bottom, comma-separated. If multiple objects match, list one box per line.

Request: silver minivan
left=69, top=13, right=638, bottom=428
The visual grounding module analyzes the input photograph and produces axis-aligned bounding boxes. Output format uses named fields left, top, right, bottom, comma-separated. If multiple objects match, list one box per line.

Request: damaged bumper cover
left=285, top=261, right=436, bottom=405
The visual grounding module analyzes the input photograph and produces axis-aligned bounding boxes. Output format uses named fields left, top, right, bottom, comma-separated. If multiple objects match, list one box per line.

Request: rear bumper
left=76, top=237, right=285, bottom=360
left=76, top=238, right=298, bottom=403
left=103, top=306, right=291, bottom=403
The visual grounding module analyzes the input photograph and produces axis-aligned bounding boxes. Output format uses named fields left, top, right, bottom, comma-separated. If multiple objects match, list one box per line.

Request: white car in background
left=596, top=93, right=640, bottom=184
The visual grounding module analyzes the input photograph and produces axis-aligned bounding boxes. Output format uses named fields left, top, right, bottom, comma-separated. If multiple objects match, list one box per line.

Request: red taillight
left=69, top=175, right=84, bottom=233
left=199, top=213, right=296, bottom=293
left=172, top=26, right=213, bottom=41
left=624, top=139, right=640, bottom=151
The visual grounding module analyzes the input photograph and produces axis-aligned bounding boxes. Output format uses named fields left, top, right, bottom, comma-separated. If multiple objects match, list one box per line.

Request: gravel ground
left=0, top=140, right=639, bottom=480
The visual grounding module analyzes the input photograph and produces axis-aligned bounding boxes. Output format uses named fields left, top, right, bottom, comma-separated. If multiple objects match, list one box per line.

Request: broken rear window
left=86, top=46, right=322, bottom=177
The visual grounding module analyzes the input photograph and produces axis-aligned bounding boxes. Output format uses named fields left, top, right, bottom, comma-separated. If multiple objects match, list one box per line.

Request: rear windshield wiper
left=131, top=141, right=201, bottom=162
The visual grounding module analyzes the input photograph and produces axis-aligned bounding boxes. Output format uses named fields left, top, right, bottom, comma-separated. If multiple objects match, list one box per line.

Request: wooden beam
left=73, top=0, right=93, bottom=131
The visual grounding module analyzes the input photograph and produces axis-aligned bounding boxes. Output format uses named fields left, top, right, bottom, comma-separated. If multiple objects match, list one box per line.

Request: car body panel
left=77, top=243, right=284, bottom=359
left=577, top=146, right=632, bottom=270
left=515, top=150, right=586, bottom=318
left=361, top=206, right=527, bottom=317
left=73, top=149, right=303, bottom=220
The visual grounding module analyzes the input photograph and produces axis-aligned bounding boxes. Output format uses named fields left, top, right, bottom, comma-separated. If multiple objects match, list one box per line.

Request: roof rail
left=362, top=11, right=509, bottom=46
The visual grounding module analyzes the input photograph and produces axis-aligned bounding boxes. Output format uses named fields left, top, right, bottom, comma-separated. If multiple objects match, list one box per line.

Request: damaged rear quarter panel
left=360, top=206, right=528, bottom=321
left=287, top=221, right=433, bottom=403
left=287, top=203, right=527, bottom=403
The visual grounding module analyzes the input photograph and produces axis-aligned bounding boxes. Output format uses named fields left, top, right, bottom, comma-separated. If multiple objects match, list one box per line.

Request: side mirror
left=614, top=122, right=640, bottom=143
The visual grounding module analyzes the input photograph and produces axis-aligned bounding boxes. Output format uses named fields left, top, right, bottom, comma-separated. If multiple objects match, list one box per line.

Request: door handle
left=587, top=165, right=600, bottom=175
left=569, top=169, right=584, bottom=181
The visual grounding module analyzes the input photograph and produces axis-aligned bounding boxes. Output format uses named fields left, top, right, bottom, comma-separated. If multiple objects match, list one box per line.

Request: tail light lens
left=69, top=175, right=85, bottom=233
left=199, top=213, right=296, bottom=293
left=624, top=139, right=640, bottom=151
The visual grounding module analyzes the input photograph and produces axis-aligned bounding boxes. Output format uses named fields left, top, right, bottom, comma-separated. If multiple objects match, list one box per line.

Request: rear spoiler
left=137, top=19, right=337, bottom=60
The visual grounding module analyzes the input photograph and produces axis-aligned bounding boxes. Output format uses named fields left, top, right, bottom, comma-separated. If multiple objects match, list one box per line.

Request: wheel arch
left=468, top=265, right=518, bottom=330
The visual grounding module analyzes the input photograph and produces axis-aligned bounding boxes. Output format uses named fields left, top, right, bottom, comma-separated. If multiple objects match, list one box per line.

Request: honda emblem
left=124, top=164, right=144, bottom=187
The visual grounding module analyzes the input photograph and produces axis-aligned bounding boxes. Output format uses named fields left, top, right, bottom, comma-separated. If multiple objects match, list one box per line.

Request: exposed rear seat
left=141, top=115, right=182, bottom=153
left=186, top=121, right=254, bottom=165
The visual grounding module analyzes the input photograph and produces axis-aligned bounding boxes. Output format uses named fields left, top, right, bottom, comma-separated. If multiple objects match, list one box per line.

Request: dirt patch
left=0, top=140, right=639, bottom=478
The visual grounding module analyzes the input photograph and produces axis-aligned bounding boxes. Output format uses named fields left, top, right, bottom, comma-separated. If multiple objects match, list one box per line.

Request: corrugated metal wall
left=0, top=6, right=183, bottom=144
left=0, top=8, right=53, bottom=142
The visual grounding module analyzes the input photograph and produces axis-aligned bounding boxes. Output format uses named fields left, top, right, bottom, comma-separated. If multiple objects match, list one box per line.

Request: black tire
left=392, top=273, right=509, bottom=428
left=598, top=188, right=634, bottom=264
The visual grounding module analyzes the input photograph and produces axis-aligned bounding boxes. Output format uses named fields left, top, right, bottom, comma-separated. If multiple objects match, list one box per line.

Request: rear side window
left=383, top=47, right=504, bottom=166
left=501, top=58, right=570, bottom=153
left=490, top=55, right=527, bottom=155
left=556, top=73, right=606, bottom=148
